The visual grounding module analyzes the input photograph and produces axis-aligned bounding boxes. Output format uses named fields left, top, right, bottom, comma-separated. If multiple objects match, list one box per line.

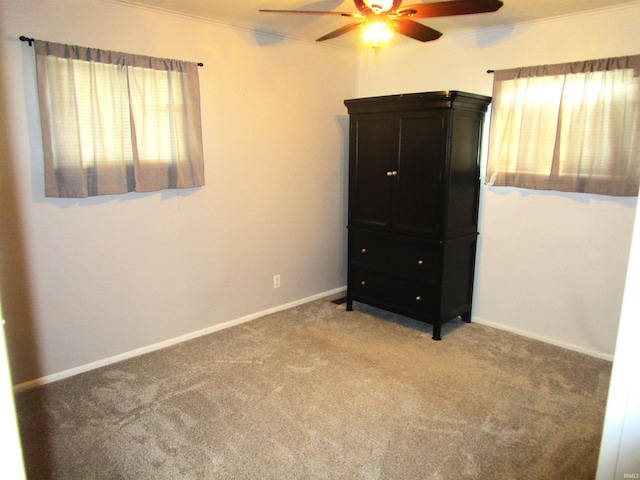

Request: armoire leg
left=432, top=324, right=442, bottom=341
left=346, top=298, right=353, bottom=312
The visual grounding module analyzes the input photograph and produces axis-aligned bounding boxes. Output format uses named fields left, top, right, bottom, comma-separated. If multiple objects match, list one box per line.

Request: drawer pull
left=361, top=248, right=367, bottom=254
left=415, top=295, right=422, bottom=301
left=360, top=281, right=366, bottom=286
left=417, top=259, right=424, bottom=265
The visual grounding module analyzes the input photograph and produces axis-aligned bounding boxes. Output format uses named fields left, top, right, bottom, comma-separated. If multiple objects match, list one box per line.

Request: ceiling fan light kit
left=259, top=0, right=503, bottom=48
left=362, top=20, right=394, bottom=48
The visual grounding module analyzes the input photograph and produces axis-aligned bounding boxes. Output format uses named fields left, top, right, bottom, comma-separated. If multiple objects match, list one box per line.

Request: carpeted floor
left=15, top=295, right=612, bottom=479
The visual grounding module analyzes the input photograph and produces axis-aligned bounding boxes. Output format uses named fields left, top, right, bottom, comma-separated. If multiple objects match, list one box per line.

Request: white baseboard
left=472, top=315, right=614, bottom=362
left=13, top=287, right=347, bottom=393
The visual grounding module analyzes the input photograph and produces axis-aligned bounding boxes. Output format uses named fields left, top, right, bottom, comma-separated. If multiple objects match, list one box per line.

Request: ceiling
left=112, top=0, right=638, bottom=50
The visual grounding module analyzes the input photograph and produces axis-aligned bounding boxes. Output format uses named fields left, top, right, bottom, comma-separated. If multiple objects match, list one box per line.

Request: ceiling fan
left=260, top=0, right=504, bottom=45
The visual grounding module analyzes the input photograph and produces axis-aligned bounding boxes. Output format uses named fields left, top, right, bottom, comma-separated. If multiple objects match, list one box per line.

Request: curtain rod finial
left=19, top=36, right=35, bottom=46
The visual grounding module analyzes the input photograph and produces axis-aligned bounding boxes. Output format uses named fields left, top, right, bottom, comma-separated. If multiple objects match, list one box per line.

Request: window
left=34, top=40, right=205, bottom=198
left=486, top=55, right=640, bottom=196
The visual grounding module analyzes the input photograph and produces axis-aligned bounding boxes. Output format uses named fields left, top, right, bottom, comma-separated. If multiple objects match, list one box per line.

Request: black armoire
left=344, top=91, right=491, bottom=340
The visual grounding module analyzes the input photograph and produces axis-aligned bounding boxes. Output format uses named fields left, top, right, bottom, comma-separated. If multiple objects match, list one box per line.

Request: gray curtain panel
left=486, top=54, right=640, bottom=196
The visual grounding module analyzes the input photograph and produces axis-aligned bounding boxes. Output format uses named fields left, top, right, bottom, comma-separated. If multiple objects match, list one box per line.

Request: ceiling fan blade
left=259, top=9, right=360, bottom=17
left=398, top=0, right=503, bottom=18
left=316, top=20, right=366, bottom=42
left=394, top=18, right=442, bottom=42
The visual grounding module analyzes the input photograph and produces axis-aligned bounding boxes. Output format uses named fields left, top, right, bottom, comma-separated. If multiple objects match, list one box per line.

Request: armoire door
left=348, top=113, right=397, bottom=231
left=393, top=111, right=445, bottom=238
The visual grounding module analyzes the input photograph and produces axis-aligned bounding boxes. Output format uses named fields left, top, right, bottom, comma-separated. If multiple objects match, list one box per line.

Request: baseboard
left=13, top=286, right=347, bottom=393
left=472, top=316, right=614, bottom=362
left=16, top=290, right=612, bottom=393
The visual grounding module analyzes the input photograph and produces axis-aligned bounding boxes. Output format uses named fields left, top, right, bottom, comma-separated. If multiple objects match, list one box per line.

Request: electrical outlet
left=273, top=274, right=281, bottom=289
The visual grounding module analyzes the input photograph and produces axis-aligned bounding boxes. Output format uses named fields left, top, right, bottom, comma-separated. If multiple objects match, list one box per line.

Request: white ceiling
left=112, top=0, right=639, bottom=50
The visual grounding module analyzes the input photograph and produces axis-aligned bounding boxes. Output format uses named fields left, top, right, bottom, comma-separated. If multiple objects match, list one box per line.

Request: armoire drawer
left=389, top=242, right=439, bottom=281
left=349, top=266, right=438, bottom=317
left=350, top=231, right=440, bottom=281
left=349, top=233, right=390, bottom=270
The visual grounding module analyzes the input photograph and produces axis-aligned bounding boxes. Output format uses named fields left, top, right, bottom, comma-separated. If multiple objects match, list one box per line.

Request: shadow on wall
left=0, top=38, right=42, bottom=387
left=251, top=0, right=346, bottom=47
left=485, top=184, right=639, bottom=207
left=1, top=32, right=54, bottom=477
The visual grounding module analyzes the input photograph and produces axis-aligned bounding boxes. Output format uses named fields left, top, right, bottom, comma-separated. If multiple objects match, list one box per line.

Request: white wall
left=2, top=0, right=638, bottom=385
left=356, top=3, right=640, bottom=358
left=0, top=0, right=357, bottom=385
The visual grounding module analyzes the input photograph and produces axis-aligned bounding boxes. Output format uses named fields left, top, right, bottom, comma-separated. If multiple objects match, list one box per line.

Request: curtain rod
left=19, top=36, right=34, bottom=46
left=487, top=70, right=495, bottom=73
left=19, top=36, right=204, bottom=67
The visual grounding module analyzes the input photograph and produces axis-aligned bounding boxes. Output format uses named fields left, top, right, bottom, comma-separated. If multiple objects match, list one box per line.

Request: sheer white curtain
left=486, top=55, right=640, bottom=196
left=34, top=40, right=205, bottom=198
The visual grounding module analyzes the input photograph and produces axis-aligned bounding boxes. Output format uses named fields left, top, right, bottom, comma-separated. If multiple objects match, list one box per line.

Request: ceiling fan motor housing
left=360, top=0, right=404, bottom=14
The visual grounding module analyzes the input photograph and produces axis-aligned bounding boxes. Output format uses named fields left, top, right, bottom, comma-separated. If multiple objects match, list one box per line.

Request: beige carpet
left=15, top=295, right=611, bottom=479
